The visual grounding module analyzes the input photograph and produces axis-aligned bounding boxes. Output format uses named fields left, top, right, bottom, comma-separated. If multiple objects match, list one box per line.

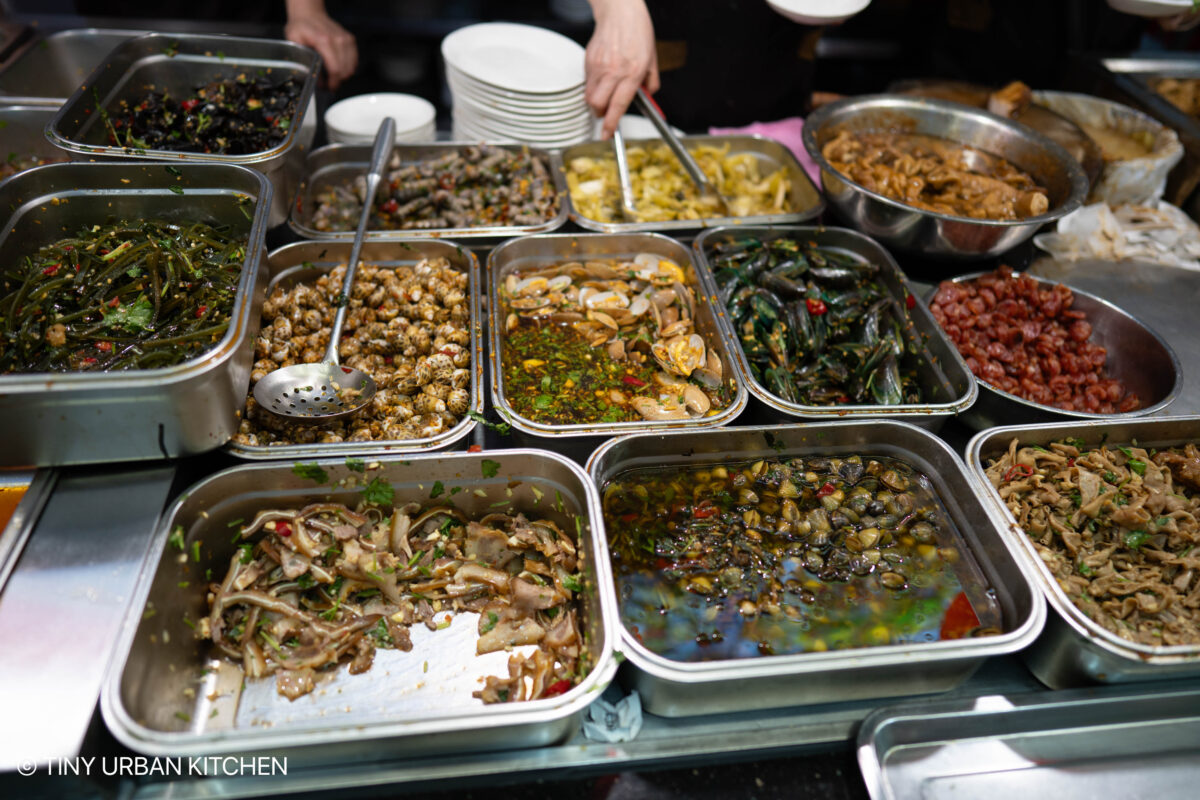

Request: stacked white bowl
left=325, top=93, right=437, bottom=144
left=442, top=22, right=598, bottom=147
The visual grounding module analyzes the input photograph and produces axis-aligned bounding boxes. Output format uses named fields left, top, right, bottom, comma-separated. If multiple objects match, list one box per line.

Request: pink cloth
left=708, top=116, right=821, bottom=187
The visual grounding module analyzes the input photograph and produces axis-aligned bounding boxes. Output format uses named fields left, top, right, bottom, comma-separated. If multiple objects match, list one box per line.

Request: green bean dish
left=1, top=219, right=247, bottom=373
left=602, top=454, right=1002, bottom=661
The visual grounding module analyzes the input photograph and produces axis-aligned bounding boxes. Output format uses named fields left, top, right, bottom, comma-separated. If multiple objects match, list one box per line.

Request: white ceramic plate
left=453, top=103, right=594, bottom=135
left=325, top=93, right=436, bottom=139
left=1106, top=0, right=1193, bottom=17
left=453, top=112, right=595, bottom=145
left=445, top=64, right=585, bottom=105
left=448, top=74, right=589, bottom=116
left=441, top=22, right=586, bottom=94
left=452, top=118, right=590, bottom=148
left=765, top=0, right=871, bottom=25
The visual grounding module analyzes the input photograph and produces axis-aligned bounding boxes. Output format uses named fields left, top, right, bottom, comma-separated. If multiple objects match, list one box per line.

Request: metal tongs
left=634, top=88, right=731, bottom=216
left=612, top=128, right=639, bottom=220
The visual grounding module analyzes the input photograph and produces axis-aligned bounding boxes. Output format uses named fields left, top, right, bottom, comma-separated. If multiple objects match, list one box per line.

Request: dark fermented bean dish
left=103, top=74, right=303, bottom=154
left=822, top=130, right=1049, bottom=220
left=602, top=455, right=1001, bottom=661
left=202, top=492, right=588, bottom=702
left=986, top=438, right=1200, bottom=646
left=311, top=146, right=558, bottom=232
left=1, top=219, right=247, bottom=373
left=708, top=236, right=924, bottom=406
left=499, top=255, right=731, bottom=424
left=234, top=258, right=471, bottom=446
left=929, top=266, right=1139, bottom=413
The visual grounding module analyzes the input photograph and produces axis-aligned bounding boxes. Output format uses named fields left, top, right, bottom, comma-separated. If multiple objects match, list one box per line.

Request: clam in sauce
left=499, top=254, right=732, bottom=425
left=602, top=455, right=1001, bottom=660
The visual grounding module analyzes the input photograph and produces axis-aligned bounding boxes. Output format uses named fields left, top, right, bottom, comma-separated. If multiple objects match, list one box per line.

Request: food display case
left=5, top=15, right=1200, bottom=800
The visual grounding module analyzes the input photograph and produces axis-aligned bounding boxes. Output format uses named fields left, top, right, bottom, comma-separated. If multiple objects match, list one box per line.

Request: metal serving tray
left=934, top=271, right=1179, bottom=431
left=859, top=684, right=1200, bottom=800
left=586, top=421, right=1045, bottom=717
left=967, top=417, right=1200, bottom=688
left=288, top=142, right=568, bottom=242
left=226, top=239, right=483, bottom=459
left=488, top=232, right=748, bottom=463
left=46, top=33, right=318, bottom=227
left=0, top=469, right=56, bottom=594
left=561, top=134, right=824, bottom=234
left=693, top=226, right=977, bottom=430
left=0, top=106, right=69, bottom=181
left=0, top=28, right=142, bottom=105
left=101, top=450, right=619, bottom=764
left=0, top=162, right=271, bottom=467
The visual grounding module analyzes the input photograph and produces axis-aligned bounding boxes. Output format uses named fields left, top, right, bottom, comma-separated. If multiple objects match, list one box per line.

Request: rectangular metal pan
left=561, top=134, right=824, bottom=234
left=0, top=161, right=271, bottom=467
left=0, top=28, right=143, bottom=105
left=967, top=417, right=1200, bottom=688
left=586, top=420, right=1045, bottom=717
left=693, top=226, right=977, bottom=430
left=101, top=450, right=619, bottom=765
left=0, top=106, right=69, bottom=183
left=225, top=239, right=483, bottom=459
left=858, top=683, right=1200, bottom=800
left=0, top=469, right=56, bottom=594
left=45, top=33, right=318, bottom=227
left=487, top=232, right=748, bottom=464
left=288, top=142, right=568, bottom=242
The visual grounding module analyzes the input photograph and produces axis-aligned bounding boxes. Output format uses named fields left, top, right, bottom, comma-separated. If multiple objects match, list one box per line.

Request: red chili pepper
left=195, top=305, right=207, bottom=318
left=181, top=98, right=201, bottom=112
left=836, top=395, right=851, bottom=404
left=81, top=357, right=98, bottom=366
left=63, top=246, right=73, bottom=252
left=380, top=199, right=399, bottom=214
left=467, top=444, right=482, bottom=453
left=621, top=375, right=646, bottom=388
left=275, top=521, right=292, bottom=538
left=805, top=297, right=827, bottom=316
left=42, top=263, right=60, bottom=275
left=692, top=503, right=718, bottom=519
left=655, top=557, right=673, bottom=570
left=95, top=341, right=112, bottom=352
left=108, top=296, right=120, bottom=308
left=439, top=175, right=454, bottom=191
left=816, top=481, right=837, bottom=498
left=1067, top=458, right=1076, bottom=467
left=939, top=591, right=982, bottom=640
left=439, top=348, right=456, bottom=356
left=905, top=293, right=917, bottom=310
left=1002, top=463, right=1034, bottom=482
left=543, top=680, right=572, bottom=698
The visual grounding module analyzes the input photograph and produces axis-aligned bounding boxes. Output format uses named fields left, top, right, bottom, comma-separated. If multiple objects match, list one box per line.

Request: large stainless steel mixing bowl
left=803, top=95, right=1089, bottom=259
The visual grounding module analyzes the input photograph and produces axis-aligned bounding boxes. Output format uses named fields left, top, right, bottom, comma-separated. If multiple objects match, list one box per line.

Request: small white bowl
left=766, top=0, right=871, bottom=25
left=325, top=93, right=436, bottom=141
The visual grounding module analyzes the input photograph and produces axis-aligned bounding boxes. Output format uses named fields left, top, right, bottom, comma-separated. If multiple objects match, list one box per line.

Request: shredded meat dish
left=929, top=266, right=1140, bottom=414
left=986, top=438, right=1200, bottom=647
left=203, top=500, right=587, bottom=702
left=233, top=257, right=471, bottom=446
left=822, top=130, right=1049, bottom=220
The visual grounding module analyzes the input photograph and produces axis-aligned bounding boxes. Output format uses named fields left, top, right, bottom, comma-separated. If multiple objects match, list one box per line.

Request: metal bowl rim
left=801, top=94, right=1090, bottom=228
left=930, top=270, right=1182, bottom=421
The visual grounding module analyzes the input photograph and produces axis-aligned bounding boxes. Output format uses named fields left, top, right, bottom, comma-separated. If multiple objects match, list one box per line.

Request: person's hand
left=586, top=0, right=659, bottom=139
left=285, top=0, right=358, bottom=90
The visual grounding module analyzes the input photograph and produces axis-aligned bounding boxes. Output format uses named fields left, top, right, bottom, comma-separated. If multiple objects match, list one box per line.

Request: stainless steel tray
left=0, top=105, right=69, bottom=182
left=933, top=271, right=1179, bottom=431
left=101, top=450, right=619, bottom=764
left=0, top=469, right=56, bottom=593
left=0, top=162, right=272, bottom=467
left=967, top=417, right=1200, bottom=688
left=487, top=232, right=747, bottom=462
left=226, top=239, right=483, bottom=460
left=586, top=421, right=1046, bottom=717
left=46, top=33, right=319, bottom=227
left=858, top=683, right=1200, bottom=800
left=693, top=226, right=977, bottom=430
left=561, top=134, right=824, bottom=234
left=289, top=142, right=568, bottom=242
left=0, top=28, right=142, bottom=105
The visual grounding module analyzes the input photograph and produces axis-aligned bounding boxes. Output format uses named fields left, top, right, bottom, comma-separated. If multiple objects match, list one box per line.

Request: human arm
left=285, top=0, right=358, bottom=90
left=585, top=0, right=659, bottom=138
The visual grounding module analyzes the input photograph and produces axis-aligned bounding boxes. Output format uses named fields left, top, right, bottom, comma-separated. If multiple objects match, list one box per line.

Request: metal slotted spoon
left=253, top=116, right=395, bottom=422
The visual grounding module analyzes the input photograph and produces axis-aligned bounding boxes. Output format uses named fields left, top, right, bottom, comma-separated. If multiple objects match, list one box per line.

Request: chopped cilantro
left=1104, top=471, right=1118, bottom=484
left=368, top=618, right=393, bottom=647
left=296, top=573, right=315, bottom=589
left=175, top=711, right=191, bottom=723
left=563, top=574, right=582, bottom=592
left=361, top=476, right=395, bottom=506
left=168, top=185, right=184, bottom=195
left=430, top=480, right=445, bottom=498
left=165, top=165, right=182, bottom=176
left=102, top=295, right=154, bottom=331
left=1156, top=516, right=1170, bottom=527
left=1065, top=437, right=1086, bottom=450
left=292, top=462, right=329, bottom=484
left=450, top=486, right=462, bottom=496
left=1128, top=459, right=1146, bottom=476
left=481, top=611, right=499, bottom=633
left=1124, top=530, right=1150, bottom=549
left=541, top=375, right=552, bottom=391
left=533, top=394, right=554, bottom=410
left=238, top=543, right=254, bottom=564
left=345, top=457, right=365, bottom=473
left=481, top=459, right=501, bottom=479
left=1118, top=446, right=1134, bottom=458
left=1077, top=563, right=1093, bottom=577
left=469, top=410, right=512, bottom=434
